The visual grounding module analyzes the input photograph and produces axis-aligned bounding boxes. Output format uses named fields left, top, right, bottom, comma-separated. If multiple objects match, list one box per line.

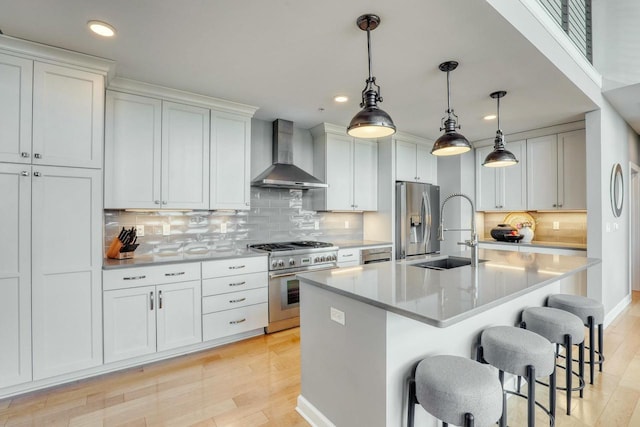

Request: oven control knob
left=321, top=256, right=327, bottom=262
left=330, top=254, right=336, bottom=261
left=289, top=259, right=295, bottom=266
left=277, top=260, right=285, bottom=267
left=271, top=260, right=278, bottom=269
left=314, top=257, right=320, bottom=263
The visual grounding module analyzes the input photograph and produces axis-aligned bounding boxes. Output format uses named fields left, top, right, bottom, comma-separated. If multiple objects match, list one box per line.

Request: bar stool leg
left=443, top=423, right=448, bottom=427
left=527, top=365, right=536, bottom=427
left=550, top=364, right=557, bottom=418
left=579, top=342, right=585, bottom=398
left=588, top=316, right=595, bottom=384
left=464, top=412, right=475, bottom=427
left=499, top=370, right=507, bottom=427
left=598, top=323, right=604, bottom=372
left=565, top=334, right=573, bottom=415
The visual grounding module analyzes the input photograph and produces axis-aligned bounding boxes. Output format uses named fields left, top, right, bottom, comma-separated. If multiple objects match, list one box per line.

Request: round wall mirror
left=610, top=163, right=624, bottom=217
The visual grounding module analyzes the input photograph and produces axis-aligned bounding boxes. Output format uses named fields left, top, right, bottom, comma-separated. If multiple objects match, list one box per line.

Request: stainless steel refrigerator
left=396, top=181, right=440, bottom=259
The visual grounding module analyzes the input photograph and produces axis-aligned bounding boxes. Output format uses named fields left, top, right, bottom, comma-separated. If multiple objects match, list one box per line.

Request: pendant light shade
left=432, top=61, right=471, bottom=156
left=483, top=91, right=518, bottom=168
left=347, top=14, right=396, bottom=139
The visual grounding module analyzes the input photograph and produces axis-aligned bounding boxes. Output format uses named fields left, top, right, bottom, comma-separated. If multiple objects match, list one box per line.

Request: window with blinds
left=538, top=0, right=592, bottom=63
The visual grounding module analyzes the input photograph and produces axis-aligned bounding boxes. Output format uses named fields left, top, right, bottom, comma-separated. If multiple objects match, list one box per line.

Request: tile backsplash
left=104, top=188, right=363, bottom=257
left=482, top=211, right=587, bottom=244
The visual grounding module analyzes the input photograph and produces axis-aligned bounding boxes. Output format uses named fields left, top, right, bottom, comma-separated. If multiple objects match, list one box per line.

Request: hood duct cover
left=251, top=119, right=328, bottom=190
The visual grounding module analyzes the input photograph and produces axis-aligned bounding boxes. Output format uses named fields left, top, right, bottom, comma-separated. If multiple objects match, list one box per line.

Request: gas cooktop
left=249, top=241, right=334, bottom=252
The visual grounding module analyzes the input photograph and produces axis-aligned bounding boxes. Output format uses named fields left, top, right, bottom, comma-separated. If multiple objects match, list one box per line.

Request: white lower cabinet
left=337, top=248, right=361, bottom=268
left=201, top=257, right=268, bottom=342
left=103, top=264, right=202, bottom=363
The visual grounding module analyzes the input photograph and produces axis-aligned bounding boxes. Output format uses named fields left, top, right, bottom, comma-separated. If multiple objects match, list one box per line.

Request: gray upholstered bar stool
left=478, top=326, right=556, bottom=427
left=521, top=307, right=585, bottom=416
left=547, top=294, right=605, bottom=384
left=407, top=355, right=503, bottom=427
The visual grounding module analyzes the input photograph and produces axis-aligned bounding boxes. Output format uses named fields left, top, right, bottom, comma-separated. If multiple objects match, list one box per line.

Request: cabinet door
left=325, top=134, right=354, bottom=210
left=476, top=145, right=498, bottom=211
left=0, top=164, right=31, bottom=386
left=162, top=101, right=210, bottom=209
left=526, top=135, right=558, bottom=210
left=501, top=139, right=527, bottom=211
left=416, top=144, right=437, bottom=184
left=210, top=111, right=251, bottom=210
left=558, top=129, right=586, bottom=210
left=395, top=140, right=417, bottom=182
left=31, top=166, right=103, bottom=379
left=103, top=286, right=156, bottom=363
left=32, top=62, right=104, bottom=168
left=353, top=139, right=378, bottom=211
left=156, top=281, right=202, bottom=352
left=104, top=91, right=162, bottom=209
left=0, top=53, right=32, bottom=164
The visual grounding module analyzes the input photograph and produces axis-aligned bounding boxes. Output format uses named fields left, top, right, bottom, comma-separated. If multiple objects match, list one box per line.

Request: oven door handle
left=269, top=265, right=337, bottom=279
left=269, top=272, right=298, bottom=279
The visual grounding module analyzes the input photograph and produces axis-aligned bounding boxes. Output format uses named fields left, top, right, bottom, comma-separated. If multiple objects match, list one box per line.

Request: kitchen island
left=295, top=249, right=599, bottom=427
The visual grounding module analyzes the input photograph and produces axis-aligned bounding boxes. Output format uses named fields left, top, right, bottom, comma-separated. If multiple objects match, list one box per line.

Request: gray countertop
left=297, top=248, right=599, bottom=328
left=479, top=239, right=587, bottom=251
left=103, top=248, right=267, bottom=270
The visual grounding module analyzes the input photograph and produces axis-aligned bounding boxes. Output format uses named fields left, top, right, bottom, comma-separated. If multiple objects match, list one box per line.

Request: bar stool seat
left=547, top=294, right=605, bottom=384
left=408, top=355, right=503, bottom=427
left=479, top=326, right=556, bottom=427
left=522, top=306, right=586, bottom=415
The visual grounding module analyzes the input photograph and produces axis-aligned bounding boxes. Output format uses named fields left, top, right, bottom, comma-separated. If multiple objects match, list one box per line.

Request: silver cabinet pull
left=229, top=281, right=246, bottom=287
left=553, top=204, right=557, bottom=207
left=154, top=200, right=161, bottom=205
left=21, top=152, right=29, bottom=158
left=342, top=254, right=353, bottom=257
left=229, top=297, right=246, bottom=304
left=164, top=272, right=185, bottom=277
left=228, top=265, right=245, bottom=270
left=229, top=318, right=246, bottom=325
left=33, top=172, right=41, bottom=177
left=162, top=201, right=168, bottom=205
left=558, top=204, right=563, bottom=208
left=123, top=275, right=146, bottom=281
left=150, top=291, right=154, bottom=310
left=21, top=171, right=29, bottom=177
left=34, top=153, right=42, bottom=159
left=158, top=290, right=163, bottom=309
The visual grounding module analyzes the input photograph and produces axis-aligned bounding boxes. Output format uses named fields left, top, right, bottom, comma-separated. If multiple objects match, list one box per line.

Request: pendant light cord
left=366, top=18, right=373, bottom=82
left=446, top=70, right=452, bottom=115
left=496, top=95, right=501, bottom=132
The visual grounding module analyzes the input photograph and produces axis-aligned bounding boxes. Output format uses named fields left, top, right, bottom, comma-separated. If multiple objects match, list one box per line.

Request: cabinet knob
left=33, top=172, right=41, bottom=177
left=553, top=204, right=557, bottom=207
left=154, top=200, right=161, bottom=205
left=34, top=153, right=42, bottom=159
left=245, top=202, right=250, bottom=206
left=558, top=204, right=563, bottom=208
left=162, top=201, right=167, bottom=205
left=21, top=152, right=30, bottom=158
left=21, top=171, right=30, bottom=177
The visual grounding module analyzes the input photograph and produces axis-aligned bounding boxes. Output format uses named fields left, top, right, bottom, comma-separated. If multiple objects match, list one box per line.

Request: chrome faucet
left=438, top=193, right=479, bottom=268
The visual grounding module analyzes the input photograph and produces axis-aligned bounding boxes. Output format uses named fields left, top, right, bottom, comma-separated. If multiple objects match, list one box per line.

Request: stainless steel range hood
left=251, top=119, right=328, bottom=190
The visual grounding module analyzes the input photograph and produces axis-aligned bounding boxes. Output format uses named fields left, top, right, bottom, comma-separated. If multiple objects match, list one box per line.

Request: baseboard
left=604, top=294, right=632, bottom=328
left=296, top=395, right=336, bottom=427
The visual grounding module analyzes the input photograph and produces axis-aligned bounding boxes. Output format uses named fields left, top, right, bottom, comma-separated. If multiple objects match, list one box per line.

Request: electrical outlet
left=220, top=222, right=227, bottom=233
left=553, top=221, right=560, bottom=230
left=344, top=220, right=349, bottom=229
left=330, top=307, right=345, bottom=325
left=136, top=225, right=145, bottom=237
left=162, top=223, right=171, bottom=236
left=314, top=220, right=320, bottom=230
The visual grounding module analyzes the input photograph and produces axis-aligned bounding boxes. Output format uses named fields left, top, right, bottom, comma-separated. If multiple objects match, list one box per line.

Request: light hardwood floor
left=2, top=292, right=640, bottom=426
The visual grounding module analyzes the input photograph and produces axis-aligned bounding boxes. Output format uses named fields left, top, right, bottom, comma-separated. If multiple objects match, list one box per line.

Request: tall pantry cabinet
left=0, top=38, right=110, bottom=387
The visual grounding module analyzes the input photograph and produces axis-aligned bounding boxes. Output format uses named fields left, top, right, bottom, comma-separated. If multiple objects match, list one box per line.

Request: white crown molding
left=472, top=120, right=586, bottom=148
left=108, top=77, right=258, bottom=117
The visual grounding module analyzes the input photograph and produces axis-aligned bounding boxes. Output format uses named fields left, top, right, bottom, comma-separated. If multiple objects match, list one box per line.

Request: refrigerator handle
left=398, top=183, right=407, bottom=259
left=423, top=190, right=432, bottom=248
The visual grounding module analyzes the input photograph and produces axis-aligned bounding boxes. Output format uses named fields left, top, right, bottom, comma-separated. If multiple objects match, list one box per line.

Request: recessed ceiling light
left=88, top=20, right=116, bottom=37
left=334, top=95, right=349, bottom=103
left=483, top=114, right=497, bottom=120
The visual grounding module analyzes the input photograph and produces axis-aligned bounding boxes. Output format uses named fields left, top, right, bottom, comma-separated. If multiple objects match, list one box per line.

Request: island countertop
left=297, top=248, right=600, bottom=328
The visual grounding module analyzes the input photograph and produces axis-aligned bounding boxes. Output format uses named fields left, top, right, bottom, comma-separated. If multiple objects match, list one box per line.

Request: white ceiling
left=0, top=0, right=598, bottom=142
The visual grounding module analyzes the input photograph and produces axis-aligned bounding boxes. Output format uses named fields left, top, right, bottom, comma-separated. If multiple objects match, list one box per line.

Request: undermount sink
left=411, top=256, right=487, bottom=271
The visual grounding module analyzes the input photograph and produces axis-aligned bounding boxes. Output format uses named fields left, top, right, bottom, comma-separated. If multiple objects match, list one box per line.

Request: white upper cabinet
left=476, top=140, right=527, bottom=211
left=32, top=62, right=104, bottom=168
left=395, top=137, right=437, bottom=184
left=311, top=123, right=378, bottom=211
left=104, top=91, right=210, bottom=210
left=527, top=130, right=585, bottom=210
left=0, top=163, right=32, bottom=387
left=0, top=53, right=32, bottom=164
left=210, top=111, right=251, bottom=210
left=31, top=166, right=103, bottom=380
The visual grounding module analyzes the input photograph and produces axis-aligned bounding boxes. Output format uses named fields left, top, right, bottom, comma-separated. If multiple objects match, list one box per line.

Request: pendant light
left=483, top=91, right=519, bottom=168
left=347, top=14, right=396, bottom=139
left=431, top=61, right=471, bottom=156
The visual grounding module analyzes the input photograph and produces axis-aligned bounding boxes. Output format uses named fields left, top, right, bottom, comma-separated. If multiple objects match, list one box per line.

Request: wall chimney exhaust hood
left=251, top=119, right=328, bottom=190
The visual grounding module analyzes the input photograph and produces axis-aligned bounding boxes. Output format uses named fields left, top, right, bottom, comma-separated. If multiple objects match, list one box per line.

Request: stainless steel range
left=248, top=241, right=338, bottom=333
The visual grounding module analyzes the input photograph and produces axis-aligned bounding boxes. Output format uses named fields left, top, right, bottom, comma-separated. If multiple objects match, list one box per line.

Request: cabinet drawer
left=202, top=303, right=267, bottom=341
left=103, top=262, right=201, bottom=290
left=202, top=256, right=267, bottom=278
left=337, top=248, right=360, bottom=264
left=202, top=272, right=267, bottom=296
left=203, top=287, right=268, bottom=314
